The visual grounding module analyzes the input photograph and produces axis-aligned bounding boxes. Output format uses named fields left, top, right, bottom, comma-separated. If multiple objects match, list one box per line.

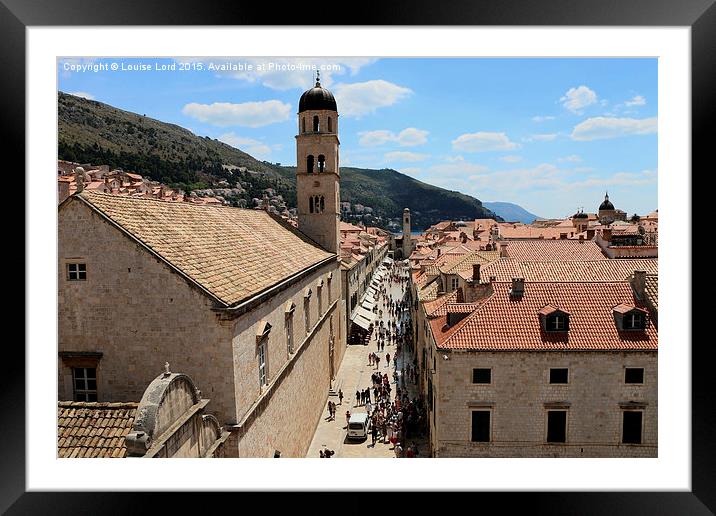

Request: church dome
left=599, top=193, right=615, bottom=211
left=573, top=210, right=588, bottom=219
left=299, top=74, right=337, bottom=113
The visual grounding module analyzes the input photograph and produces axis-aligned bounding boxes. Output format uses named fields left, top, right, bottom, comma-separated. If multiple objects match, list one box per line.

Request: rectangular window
left=67, top=263, right=87, bottom=281
left=327, top=279, right=332, bottom=304
left=549, top=368, right=569, bottom=384
left=472, top=368, right=492, bottom=384
left=317, top=286, right=323, bottom=316
left=546, top=410, right=567, bottom=443
left=286, top=316, right=294, bottom=355
left=548, top=315, right=566, bottom=331
left=625, top=367, right=644, bottom=384
left=258, top=340, right=267, bottom=387
left=305, top=300, right=311, bottom=334
left=625, top=312, right=644, bottom=329
left=72, top=367, right=97, bottom=401
left=471, top=410, right=491, bottom=442
left=451, top=278, right=459, bottom=291
left=622, top=411, right=643, bottom=444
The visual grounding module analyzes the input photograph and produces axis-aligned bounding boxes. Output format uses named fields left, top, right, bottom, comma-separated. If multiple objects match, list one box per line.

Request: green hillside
left=57, top=91, right=499, bottom=229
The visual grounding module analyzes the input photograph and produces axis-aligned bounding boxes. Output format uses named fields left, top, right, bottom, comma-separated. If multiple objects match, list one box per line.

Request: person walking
left=339, top=389, right=344, bottom=405
left=345, top=410, right=351, bottom=428
left=386, top=353, right=391, bottom=367
left=371, top=422, right=378, bottom=446
left=327, top=401, right=333, bottom=420
left=356, top=390, right=360, bottom=407
left=375, top=355, right=381, bottom=369
left=366, top=399, right=372, bottom=416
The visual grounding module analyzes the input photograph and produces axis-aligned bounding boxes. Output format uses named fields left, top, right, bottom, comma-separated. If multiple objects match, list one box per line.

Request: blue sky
left=58, top=57, right=657, bottom=219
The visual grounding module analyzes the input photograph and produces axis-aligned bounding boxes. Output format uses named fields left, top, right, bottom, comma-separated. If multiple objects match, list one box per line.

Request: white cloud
left=333, top=80, right=412, bottom=118
left=532, top=115, right=555, bottom=122
left=625, top=95, right=647, bottom=107
left=467, top=163, right=566, bottom=191
left=181, top=57, right=377, bottom=90
left=69, top=91, right=94, bottom=100
left=429, top=156, right=489, bottom=176
left=181, top=100, right=291, bottom=128
left=560, top=85, right=598, bottom=114
left=570, top=170, right=657, bottom=188
left=452, top=132, right=519, bottom=152
left=384, top=151, right=429, bottom=163
left=499, top=155, right=523, bottom=163
left=358, top=127, right=428, bottom=147
left=218, top=133, right=272, bottom=160
left=523, top=133, right=558, bottom=142
left=571, top=117, right=657, bottom=141
left=557, top=154, right=582, bottom=163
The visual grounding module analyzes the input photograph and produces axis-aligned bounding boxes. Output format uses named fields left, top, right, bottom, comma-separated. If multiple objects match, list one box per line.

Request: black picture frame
left=5, top=0, right=712, bottom=513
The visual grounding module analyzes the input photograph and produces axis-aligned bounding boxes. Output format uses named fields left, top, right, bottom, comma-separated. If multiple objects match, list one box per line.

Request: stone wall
left=228, top=259, right=344, bottom=457
left=58, top=199, right=237, bottom=423
left=432, top=350, right=657, bottom=457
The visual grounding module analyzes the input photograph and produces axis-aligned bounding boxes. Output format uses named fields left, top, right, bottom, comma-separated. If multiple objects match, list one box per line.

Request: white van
left=347, top=412, right=371, bottom=440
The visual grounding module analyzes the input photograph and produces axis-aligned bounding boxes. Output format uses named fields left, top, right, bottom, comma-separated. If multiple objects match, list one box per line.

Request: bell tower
left=296, top=72, right=340, bottom=254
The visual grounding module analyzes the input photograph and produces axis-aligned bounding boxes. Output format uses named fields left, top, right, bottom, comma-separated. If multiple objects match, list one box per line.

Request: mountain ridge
left=57, top=91, right=501, bottom=229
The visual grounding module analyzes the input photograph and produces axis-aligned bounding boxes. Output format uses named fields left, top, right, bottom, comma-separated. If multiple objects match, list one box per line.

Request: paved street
left=307, top=263, right=428, bottom=458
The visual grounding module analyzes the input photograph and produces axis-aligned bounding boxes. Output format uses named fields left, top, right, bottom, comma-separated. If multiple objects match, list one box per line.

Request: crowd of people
left=320, top=258, right=428, bottom=458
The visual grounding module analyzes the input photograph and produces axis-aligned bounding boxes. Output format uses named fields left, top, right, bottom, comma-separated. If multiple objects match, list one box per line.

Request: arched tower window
left=327, top=117, right=332, bottom=132
left=313, top=115, right=319, bottom=132
left=306, top=155, right=314, bottom=174
left=318, top=155, right=326, bottom=173
left=320, top=196, right=325, bottom=213
left=302, top=117, right=306, bottom=133
left=309, top=196, right=314, bottom=213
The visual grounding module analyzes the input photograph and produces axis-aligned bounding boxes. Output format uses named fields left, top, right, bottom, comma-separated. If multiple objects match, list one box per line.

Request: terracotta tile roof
left=73, top=192, right=333, bottom=306
left=470, top=258, right=658, bottom=283
left=417, top=278, right=440, bottom=302
left=498, top=224, right=577, bottom=240
left=644, top=274, right=658, bottom=311
left=432, top=282, right=657, bottom=351
left=424, top=289, right=460, bottom=316
left=58, top=401, right=138, bottom=458
left=502, top=240, right=607, bottom=261
left=439, top=250, right=500, bottom=275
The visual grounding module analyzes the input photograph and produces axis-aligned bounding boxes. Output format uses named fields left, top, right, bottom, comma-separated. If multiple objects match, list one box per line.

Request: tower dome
left=573, top=210, right=588, bottom=219
left=298, top=73, right=337, bottom=113
left=599, top=192, right=615, bottom=211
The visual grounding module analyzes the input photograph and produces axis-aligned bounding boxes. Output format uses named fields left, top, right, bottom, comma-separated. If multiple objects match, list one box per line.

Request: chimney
left=437, top=248, right=441, bottom=258
left=455, top=287, right=464, bottom=303
left=632, top=270, right=646, bottom=299
left=472, top=263, right=481, bottom=282
left=499, top=242, right=508, bottom=258
left=510, top=277, right=525, bottom=297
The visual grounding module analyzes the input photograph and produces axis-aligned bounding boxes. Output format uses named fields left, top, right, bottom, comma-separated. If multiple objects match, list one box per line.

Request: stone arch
left=125, top=371, right=201, bottom=456
left=317, top=154, right=326, bottom=173
left=306, top=155, right=314, bottom=174
left=320, top=196, right=325, bottom=213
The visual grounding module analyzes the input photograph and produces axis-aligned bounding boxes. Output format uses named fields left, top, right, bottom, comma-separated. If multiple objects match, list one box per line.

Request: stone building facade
left=58, top=193, right=344, bottom=457
left=58, top=79, right=349, bottom=458
left=417, top=277, right=657, bottom=458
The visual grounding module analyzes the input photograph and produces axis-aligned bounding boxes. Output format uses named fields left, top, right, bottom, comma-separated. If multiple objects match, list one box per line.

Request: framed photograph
left=8, top=0, right=713, bottom=513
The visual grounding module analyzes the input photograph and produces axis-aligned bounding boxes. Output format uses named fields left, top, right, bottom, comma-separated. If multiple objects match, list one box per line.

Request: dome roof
left=573, top=211, right=588, bottom=219
left=299, top=75, right=337, bottom=113
left=599, top=192, right=614, bottom=211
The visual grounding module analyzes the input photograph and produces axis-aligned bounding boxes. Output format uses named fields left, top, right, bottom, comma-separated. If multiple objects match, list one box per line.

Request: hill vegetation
left=58, top=91, right=499, bottom=229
